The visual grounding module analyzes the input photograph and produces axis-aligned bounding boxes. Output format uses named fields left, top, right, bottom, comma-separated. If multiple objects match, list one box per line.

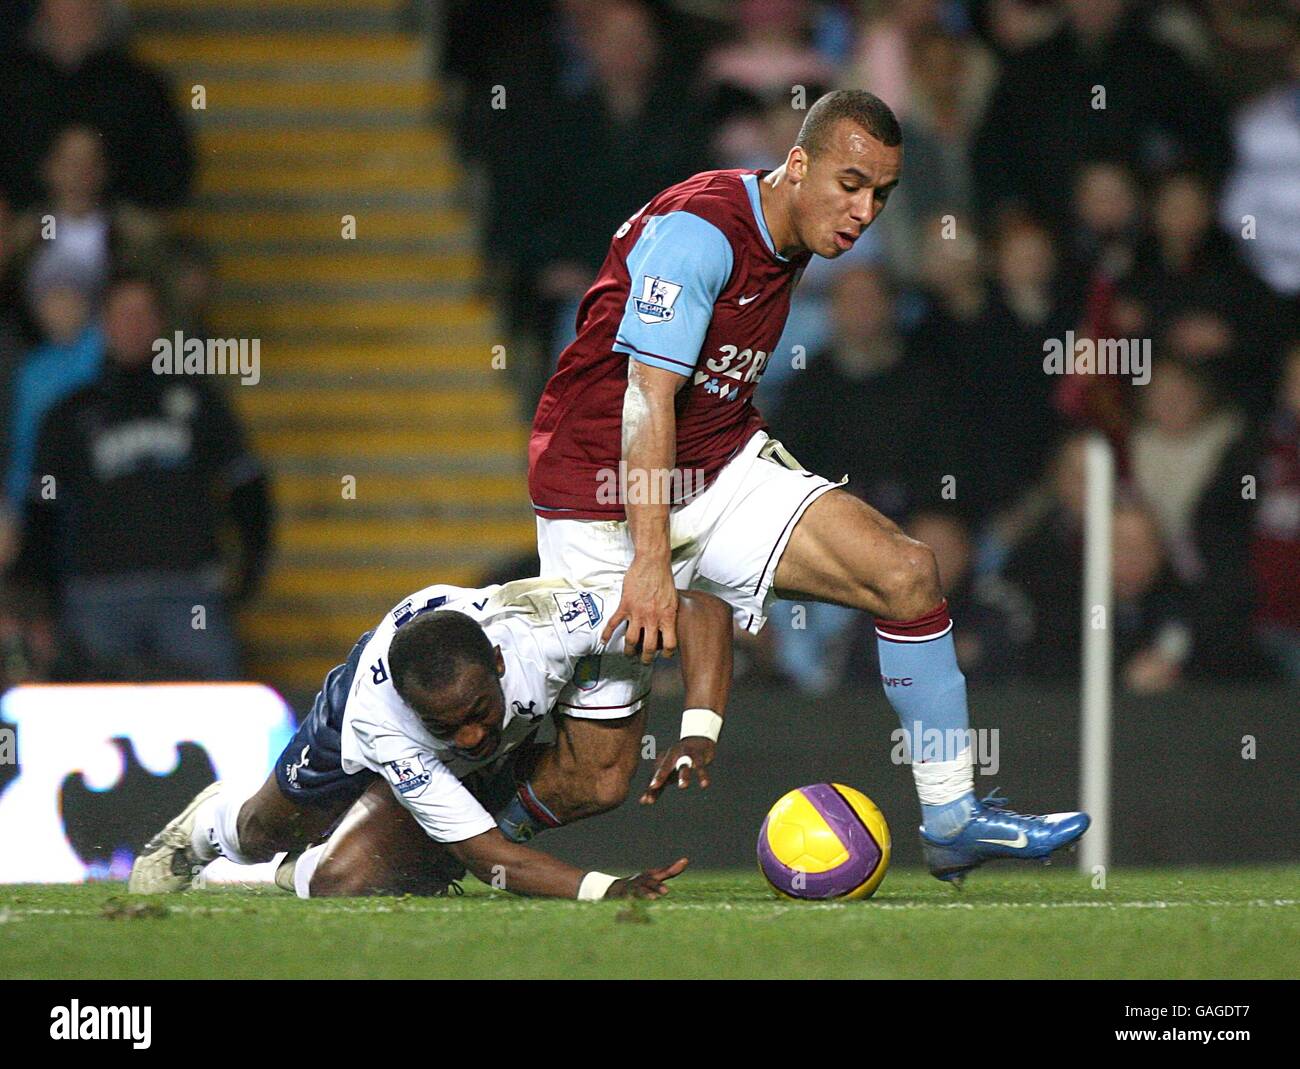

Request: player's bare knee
left=307, top=857, right=362, bottom=898
left=589, top=760, right=634, bottom=812
left=875, top=537, right=941, bottom=620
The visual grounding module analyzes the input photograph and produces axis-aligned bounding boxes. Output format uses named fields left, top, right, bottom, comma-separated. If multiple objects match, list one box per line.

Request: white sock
left=191, top=787, right=255, bottom=866
left=293, top=844, right=327, bottom=899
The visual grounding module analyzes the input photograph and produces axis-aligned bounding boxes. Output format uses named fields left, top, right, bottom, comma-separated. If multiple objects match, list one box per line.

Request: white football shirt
left=340, top=578, right=649, bottom=843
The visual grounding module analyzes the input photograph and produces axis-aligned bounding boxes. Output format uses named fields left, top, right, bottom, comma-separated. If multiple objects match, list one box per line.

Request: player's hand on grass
left=640, top=738, right=714, bottom=804
left=604, top=555, right=678, bottom=664
left=607, top=857, right=689, bottom=899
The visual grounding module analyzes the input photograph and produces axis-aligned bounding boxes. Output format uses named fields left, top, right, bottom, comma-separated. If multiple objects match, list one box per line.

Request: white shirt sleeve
left=374, top=746, right=497, bottom=844
left=346, top=683, right=495, bottom=843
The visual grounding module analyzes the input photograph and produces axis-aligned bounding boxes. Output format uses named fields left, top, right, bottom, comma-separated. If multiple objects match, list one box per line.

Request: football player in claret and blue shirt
left=530, top=89, right=1090, bottom=882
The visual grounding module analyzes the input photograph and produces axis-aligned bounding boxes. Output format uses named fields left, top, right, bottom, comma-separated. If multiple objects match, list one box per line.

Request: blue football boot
left=920, top=789, right=1091, bottom=884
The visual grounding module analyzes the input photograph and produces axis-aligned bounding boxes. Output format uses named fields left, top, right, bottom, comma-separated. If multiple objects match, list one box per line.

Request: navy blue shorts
left=274, top=630, right=378, bottom=811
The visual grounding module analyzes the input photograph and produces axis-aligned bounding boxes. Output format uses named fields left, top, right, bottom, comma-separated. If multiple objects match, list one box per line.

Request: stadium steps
left=131, top=1, right=535, bottom=697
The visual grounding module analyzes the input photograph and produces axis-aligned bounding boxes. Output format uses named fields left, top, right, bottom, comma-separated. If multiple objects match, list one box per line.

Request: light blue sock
left=875, top=601, right=977, bottom=839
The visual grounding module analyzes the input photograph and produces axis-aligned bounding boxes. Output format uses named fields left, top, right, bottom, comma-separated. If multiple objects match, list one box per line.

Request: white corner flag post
left=1080, top=434, right=1114, bottom=873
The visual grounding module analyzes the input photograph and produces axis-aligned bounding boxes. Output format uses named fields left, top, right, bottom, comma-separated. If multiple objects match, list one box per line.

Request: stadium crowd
left=0, top=0, right=1296, bottom=700
left=0, top=0, right=270, bottom=688
left=443, top=0, right=1300, bottom=692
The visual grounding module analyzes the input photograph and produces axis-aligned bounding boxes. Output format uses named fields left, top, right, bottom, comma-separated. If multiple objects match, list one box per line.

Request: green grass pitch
left=1, top=866, right=1295, bottom=979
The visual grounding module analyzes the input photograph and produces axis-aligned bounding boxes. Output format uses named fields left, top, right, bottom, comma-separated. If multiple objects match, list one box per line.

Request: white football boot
left=128, top=781, right=222, bottom=893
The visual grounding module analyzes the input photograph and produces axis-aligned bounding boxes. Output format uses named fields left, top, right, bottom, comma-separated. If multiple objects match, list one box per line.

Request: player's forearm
left=675, top=590, right=733, bottom=716
left=451, top=830, right=586, bottom=898
left=621, top=363, right=675, bottom=561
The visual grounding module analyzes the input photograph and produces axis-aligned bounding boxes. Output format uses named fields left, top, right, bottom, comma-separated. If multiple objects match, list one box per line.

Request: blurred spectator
left=1111, top=501, right=1195, bottom=694
left=843, top=0, right=947, bottom=119
left=776, top=265, right=944, bottom=520
left=906, top=214, right=994, bottom=519
left=0, top=0, right=194, bottom=210
left=4, top=124, right=166, bottom=336
left=971, top=213, right=1076, bottom=510
left=6, top=273, right=273, bottom=681
left=1200, top=0, right=1300, bottom=106
left=504, top=0, right=713, bottom=405
left=1054, top=160, right=1143, bottom=442
left=999, top=440, right=1196, bottom=688
left=998, top=432, right=1089, bottom=673
left=966, top=0, right=1061, bottom=59
left=1158, top=304, right=1278, bottom=423
left=704, top=0, right=841, bottom=165
left=4, top=281, right=101, bottom=506
left=870, top=28, right=992, bottom=280
left=972, top=0, right=1231, bottom=233
left=1250, top=341, right=1300, bottom=684
left=1120, top=169, right=1284, bottom=414
left=1130, top=357, right=1253, bottom=580
left=1063, top=159, right=1142, bottom=320
left=1220, top=40, right=1300, bottom=303
left=1129, top=356, right=1261, bottom=673
left=707, top=0, right=841, bottom=95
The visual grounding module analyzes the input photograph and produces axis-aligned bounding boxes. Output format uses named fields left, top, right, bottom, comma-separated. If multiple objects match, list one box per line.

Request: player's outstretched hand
left=602, top=555, right=678, bottom=664
left=640, top=738, right=715, bottom=804
left=607, top=857, right=689, bottom=899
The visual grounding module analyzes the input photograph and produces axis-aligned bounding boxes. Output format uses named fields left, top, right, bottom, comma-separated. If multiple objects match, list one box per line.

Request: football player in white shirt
left=129, top=577, right=732, bottom=901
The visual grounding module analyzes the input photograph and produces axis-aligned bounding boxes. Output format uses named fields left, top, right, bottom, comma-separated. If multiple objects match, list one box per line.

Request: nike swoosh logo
left=738, top=293, right=759, bottom=305
left=977, top=832, right=1028, bottom=848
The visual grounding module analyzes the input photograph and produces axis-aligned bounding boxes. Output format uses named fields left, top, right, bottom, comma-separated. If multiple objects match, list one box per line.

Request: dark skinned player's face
left=414, top=650, right=508, bottom=760
left=788, top=119, right=901, bottom=258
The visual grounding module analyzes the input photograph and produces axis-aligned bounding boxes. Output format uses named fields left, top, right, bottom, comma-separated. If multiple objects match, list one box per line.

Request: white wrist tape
left=577, top=871, right=619, bottom=901
left=680, top=708, right=723, bottom=742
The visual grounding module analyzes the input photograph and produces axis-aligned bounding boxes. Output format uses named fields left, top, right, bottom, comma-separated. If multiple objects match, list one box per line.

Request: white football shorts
left=536, top=431, right=844, bottom=634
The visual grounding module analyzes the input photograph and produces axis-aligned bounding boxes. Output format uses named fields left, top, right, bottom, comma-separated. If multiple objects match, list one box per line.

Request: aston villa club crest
left=572, top=655, right=601, bottom=692
left=633, top=275, right=681, bottom=324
